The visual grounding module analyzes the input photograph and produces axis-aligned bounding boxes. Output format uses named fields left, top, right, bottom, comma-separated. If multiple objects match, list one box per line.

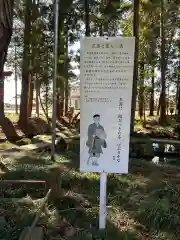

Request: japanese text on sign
left=80, top=37, right=135, bottom=174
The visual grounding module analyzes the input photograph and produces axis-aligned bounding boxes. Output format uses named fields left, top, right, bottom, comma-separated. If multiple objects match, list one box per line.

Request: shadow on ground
left=62, top=151, right=180, bottom=239
left=0, top=151, right=180, bottom=239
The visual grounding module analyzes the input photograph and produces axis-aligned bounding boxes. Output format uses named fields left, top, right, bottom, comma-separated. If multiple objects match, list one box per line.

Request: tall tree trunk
left=166, top=84, right=170, bottom=115
left=36, top=90, right=39, bottom=117
left=45, top=85, right=49, bottom=117
left=19, top=0, right=31, bottom=126
left=84, top=0, right=90, bottom=36
left=55, top=0, right=74, bottom=121
left=159, top=0, right=166, bottom=124
left=19, top=0, right=37, bottom=137
left=138, top=61, right=144, bottom=119
left=176, top=79, right=179, bottom=109
left=64, top=83, right=69, bottom=117
left=176, top=76, right=180, bottom=121
left=149, top=66, right=155, bottom=116
left=27, top=73, right=34, bottom=118
left=143, top=97, right=146, bottom=127
left=0, top=0, right=19, bottom=140
left=0, top=77, right=5, bottom=119
left=64, top=34, right=69, bottom=116
left=176, top=58, right=180, bottom=118
left=14, top=43, right=18, bottom=114
left=59, top=93, right=64, bottom=117
left=130, top=0, right=140, bottom=133
left=35, top=75, right=39, bottom=118
left=157, top=94, right=161, bottom=116
left=57, top=15, right=65, bottom=118
left=56, top=93, right=60, bottom=119
left=104, top=21, right=109, bottom=34
left=56, top=93, right=64, bottom=118
left=99, top=23, right=103, bottom=36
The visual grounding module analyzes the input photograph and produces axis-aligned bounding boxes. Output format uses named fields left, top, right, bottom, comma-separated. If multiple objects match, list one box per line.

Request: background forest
left=0, top=0, right=180, bottom=240
left=0, top=0, right=179, bottom=140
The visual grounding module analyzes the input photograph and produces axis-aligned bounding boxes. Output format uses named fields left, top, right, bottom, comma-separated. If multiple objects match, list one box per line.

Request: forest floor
left=0, top=151, right=180, bottom=239
left=0, top=112, right=180, bottom=239
left=134, top=113, right=177, bottom=139
left=0, top=111, right=178, bottom=146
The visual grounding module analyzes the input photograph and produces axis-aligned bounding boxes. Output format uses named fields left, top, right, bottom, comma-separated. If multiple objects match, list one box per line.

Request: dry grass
left=0, top=151, right=180, bottom=239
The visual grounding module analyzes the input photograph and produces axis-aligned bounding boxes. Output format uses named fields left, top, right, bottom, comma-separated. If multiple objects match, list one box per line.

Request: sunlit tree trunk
left=176, top=56, right=180, bottom=119
left=14, top=43, right=18, bottom=114
left=176, top=76, right=180, bottom=121
left=0, top=0, right=19, bottom=140
left=138, top=61, right=144, bottom=119
left=166, top=84, right=170, bottom=115
left=19, top=0, right=32, bottom=126
left=0, top=1, right=14, bottom=117
left=57, top=14, right=65, bottom=118
left=159, top=0, right=166, bottom=124
left=130, top=0, right=140, bottom=133
left=56, top=93, right=60, bottom=119
left=56, top=0, right=74, bottom=120
left=59, top=92, right=64, bottom=117
left=149, top=39, right=156, bottom=116
left=35, top=75, right=39, bottom=118
left=0, top=77, right=5, bottom=120
left=149, top=66, right=155, bottom=116
left=157, top=95, right=161, bottom=116
left=27, top=73, right=34, bottom=118
left=45, top=85, right=49, bottom=117
left=64, top=33, right=69, bottom=116
left=175, top=79, right=179, bottom=108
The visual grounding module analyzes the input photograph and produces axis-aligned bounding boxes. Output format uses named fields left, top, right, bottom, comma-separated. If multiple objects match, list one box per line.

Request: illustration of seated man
left=86, top=114, right=107, bottom=166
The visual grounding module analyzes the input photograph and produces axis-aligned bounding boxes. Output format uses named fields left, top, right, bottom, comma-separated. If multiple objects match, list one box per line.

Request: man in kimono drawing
left=86, top=114, right=107, bottom=166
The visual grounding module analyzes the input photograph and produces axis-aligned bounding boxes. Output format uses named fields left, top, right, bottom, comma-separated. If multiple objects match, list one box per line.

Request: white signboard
left=80, top=37, right=135, bottom=173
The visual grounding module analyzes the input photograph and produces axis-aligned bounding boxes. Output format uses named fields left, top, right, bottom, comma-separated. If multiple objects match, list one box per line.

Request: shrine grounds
left=0, top=149, right=180, bottom=240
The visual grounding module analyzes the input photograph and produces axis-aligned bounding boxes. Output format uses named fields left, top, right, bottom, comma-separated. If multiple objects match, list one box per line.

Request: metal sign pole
left=51, top=0, right=59, bottom=161
left=99, top=34, right=109, bottom=231
left=99, top=172, right=107, bottom=230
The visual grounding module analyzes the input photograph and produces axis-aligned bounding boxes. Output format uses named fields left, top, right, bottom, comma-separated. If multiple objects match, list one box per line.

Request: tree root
left=0, top=117, right=21, bottom=141
left=18, top=119, right=38, bottom=138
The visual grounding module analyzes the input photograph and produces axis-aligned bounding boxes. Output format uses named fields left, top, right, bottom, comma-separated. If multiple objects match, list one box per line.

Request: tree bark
left=19, top=0, right=32, bottom=126
left=14, top=43, right=18, bottom=114
left=36, top=90, right=39, bottom=117
left=0, top=0, right=19, bottom=140
left=138, top=61, right=144, bottom=119
left=45, top=85, right=49, bottom=117
left=57, top=14, right=65, bottom=118
left=176, top=79, right=179, bottom=108
left=64, top=34, right=69, bottom=116
left=59, top=94, right=64, bottom=117
left=38, top=94, right=50, bottom=126
left=84, top=0, right=90, bottom=36
left=35, top=75, right=39, bottom=118
left=149, top=66, right=155, bottom=116
left=56, top=92, right=61, bottom=119
left=130, top=0, right=139, bottom=133
left=166, top=84, right=170, bottom=115
left=159, top=0, right=166, bottom=124
left=157, top=94, right=161, bottom=116
left=18, top=0, right=37, bottom=137
left=0, top=77, right=5, bottom=120
left=27, top=73, right=34, bottom=118
left=176, top=76, right=180, bottom=121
